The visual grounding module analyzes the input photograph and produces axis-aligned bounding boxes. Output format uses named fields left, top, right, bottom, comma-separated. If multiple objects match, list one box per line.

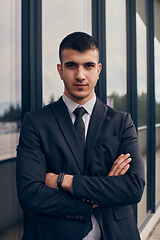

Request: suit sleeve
left=72, top=113, right=145, bottom=207
left=16, top=112, right=92, bottom=221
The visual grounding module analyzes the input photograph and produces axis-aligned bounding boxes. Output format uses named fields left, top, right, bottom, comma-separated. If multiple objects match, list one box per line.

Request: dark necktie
left=74, top=107, right=86, bottom=153
left=74, top=107, right=92, bottom=237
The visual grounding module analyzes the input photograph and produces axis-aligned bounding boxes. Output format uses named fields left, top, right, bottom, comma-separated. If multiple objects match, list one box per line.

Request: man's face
left=57, top=49, right=102, bottom=105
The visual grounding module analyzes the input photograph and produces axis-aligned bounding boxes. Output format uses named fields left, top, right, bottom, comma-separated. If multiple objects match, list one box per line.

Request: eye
left=85, top=63, right=95, bottom=68
left=67, top=64, right=75, bottom=68
left=65, top=62, right=77, bottom=68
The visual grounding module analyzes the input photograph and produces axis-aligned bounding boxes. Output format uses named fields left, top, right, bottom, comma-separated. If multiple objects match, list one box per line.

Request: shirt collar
left=62, top=93, right=96, bottom=116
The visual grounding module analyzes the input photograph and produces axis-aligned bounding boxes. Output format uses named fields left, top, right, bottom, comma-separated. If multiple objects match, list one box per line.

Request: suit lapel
left=50, top=97, right=84, bottom=174
left=85, top=98, right=108, bottom=173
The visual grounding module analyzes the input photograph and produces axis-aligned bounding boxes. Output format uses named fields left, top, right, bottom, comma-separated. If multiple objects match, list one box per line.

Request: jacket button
left=75, top=215, right=79, bottom=219
left=66, top=215, right=70, bottom=219
left=79, top=216, right=83, bottom=219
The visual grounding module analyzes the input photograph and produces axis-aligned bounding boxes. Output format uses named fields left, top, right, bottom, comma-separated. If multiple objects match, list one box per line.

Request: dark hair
left=59, top=32, right=99, bottom=63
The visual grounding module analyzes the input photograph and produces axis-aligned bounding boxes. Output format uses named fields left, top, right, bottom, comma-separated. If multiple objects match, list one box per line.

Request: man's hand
left=108, top=153, right=132, bottom=176
left=45, top=173, right=73, bottom=193
left=45, top=173, right=59, bottom=189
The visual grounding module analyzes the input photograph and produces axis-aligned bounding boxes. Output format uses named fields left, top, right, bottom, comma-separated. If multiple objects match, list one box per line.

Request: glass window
left=106, top=0, right=127, bottom=111
left=0, top=0, right=21, bottom=161
left=154, top=0, right=160, bottom=206
left=42, top=0, right=92, bottom=105
left=136, top=0, right=147, bottom=226
left=0, top=1, right=22, bottom=239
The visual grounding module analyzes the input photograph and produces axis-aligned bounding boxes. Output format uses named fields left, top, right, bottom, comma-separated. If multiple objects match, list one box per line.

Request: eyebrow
left=64, top=61, right=77, bottom=66
left=64, top=61, right=96, bottom=66
left=85, top=62, right=96, bottom=66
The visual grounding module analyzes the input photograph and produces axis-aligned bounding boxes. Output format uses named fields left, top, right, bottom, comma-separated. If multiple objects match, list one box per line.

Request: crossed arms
left=16, top=110, right=145, bottom=220
left=45, top=153, right=132, bottom=210
left=45, top=153, right=132, bottom=193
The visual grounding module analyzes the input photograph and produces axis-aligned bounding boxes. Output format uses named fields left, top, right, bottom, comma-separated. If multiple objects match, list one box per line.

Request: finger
left=113, top=157, right=132, bottom=176
left=108, top=153, right=131, bottom=176
left=109, top=154, right=130, bottom=174
left=111, top=154, right=130, bottom=172
left=93, top=205, right=99, bottom=208
left=108, top=157, right=132, bottom=176
left=119, top=164, right=130, bottom=176
left=113, top=153, right=130, bottom=166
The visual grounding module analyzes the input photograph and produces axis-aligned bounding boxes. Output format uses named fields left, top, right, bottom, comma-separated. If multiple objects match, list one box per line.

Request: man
left=16, top=32, right=145, bottom=240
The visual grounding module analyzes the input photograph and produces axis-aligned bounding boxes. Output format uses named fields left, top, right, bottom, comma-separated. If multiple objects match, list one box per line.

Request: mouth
left=74, top=83, right=88, bottom=87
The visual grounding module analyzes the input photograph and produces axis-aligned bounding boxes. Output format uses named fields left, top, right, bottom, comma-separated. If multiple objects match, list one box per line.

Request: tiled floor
left=138, top=148, right=160, bottom=227
left=147, top=218, right=160, bottom=240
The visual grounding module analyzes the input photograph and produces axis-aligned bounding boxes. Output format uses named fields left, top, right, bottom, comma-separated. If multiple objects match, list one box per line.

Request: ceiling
left=137, top=0, right=160, bottom=42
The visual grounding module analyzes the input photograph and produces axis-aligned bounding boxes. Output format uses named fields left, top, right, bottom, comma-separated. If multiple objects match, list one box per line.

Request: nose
left=75, top=66, right=85, bottom=81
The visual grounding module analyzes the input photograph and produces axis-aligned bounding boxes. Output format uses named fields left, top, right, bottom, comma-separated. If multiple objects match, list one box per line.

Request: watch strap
left=57, top=172, right=65, bottom=191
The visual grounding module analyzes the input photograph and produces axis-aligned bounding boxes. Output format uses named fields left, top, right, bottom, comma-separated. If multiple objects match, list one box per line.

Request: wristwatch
left=57, top=172, right=65, bottom=191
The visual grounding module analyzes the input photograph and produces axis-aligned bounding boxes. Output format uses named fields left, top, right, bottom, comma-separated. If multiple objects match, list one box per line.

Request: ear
left=57, top=64, right=63, bottom=80
left=97, top=63, right=102, bottom=79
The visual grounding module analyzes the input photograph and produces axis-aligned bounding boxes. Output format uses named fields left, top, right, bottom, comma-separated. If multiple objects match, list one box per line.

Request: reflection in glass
left=0, top=0, right=22, bottom=238
left=136, top=5, right=147, bottom=225
left=154, top=0, right=160, bottom=205
left=0, top=0, right=21, bottom=161
left=106, top=0, right=126, bottom=111
left=42, top=0, right=91, bottom=105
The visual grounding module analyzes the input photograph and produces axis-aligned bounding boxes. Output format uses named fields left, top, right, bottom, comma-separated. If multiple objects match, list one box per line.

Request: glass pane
left=0, top=0, right=21, bottom=161
left=154, top=0, right=160, bottom=205
left=106, top=0, right=127, bottom=111
left=42, top=0, right=92, bottom=105
left=0, top=1, right=22, bottom=240
left=136, top=0, right=147, bottom=226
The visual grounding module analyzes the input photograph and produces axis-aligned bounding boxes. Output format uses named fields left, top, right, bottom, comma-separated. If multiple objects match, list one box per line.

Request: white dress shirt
left=62, top=94, right=101, bottom=240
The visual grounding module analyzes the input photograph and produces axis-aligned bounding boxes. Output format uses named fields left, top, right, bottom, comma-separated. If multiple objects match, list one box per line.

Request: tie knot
left=74, top=107, right=86, bottom=117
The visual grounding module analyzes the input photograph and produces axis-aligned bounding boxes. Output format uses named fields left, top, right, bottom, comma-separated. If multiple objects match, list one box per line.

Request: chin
left=73, top=93, right=88, bottom=100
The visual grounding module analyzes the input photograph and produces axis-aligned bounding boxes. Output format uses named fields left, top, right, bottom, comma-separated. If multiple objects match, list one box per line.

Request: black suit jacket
left=16, top=97, right=145, bottom=240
